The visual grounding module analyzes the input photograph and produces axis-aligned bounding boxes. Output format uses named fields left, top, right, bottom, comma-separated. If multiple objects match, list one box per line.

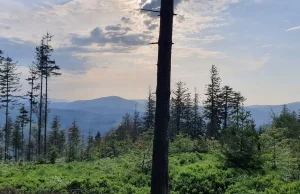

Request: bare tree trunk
left=28, top=80, right=34, bottom=161
left=150, top=0, right=174, bottom=193
left=38, top=72, right=43, bottom=160
left=4, top=104, right=8, bottom=161
left=4, top=77, right=9, bottom=162
left=21, top=121, right=24, bottom=161
left=44, top=74, right=48, bottom=158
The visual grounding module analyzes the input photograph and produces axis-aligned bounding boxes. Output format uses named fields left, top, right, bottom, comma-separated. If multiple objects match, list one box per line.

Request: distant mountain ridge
left=2, top=96, right=300, bottom=135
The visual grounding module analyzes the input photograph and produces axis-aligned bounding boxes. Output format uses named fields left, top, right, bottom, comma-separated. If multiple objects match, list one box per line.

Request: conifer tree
left=3, top=117, right=13, bottom=160
left=48, top=116, right=61, bottom=157
left=116, top=113, right=133, bottom=140
left=171, top=81, right=189, bottom=135
left=182, top=92, right=193, bottom=135
left=58, top=130, right=66, bottom=156
left=203, top=65, right=222, bottom=139
left=220, top=85, right=234, bottom=130
left=86, top=130, right=94, bottom=160
left=230, top=92, right=246, bottom=127
left=48, top=116, right=65, bottom=157
left=67, top=120, right=80, bottom=162
left=0, top=57, right=21, bottom=161
left=35, top=38, right=45, bottom=159
left=191, top=89, right=205, bottom=138
left=94, top=131, right=102, bottom=146
left=221, top=108, right=261, bottom=168
left=26, top=65, right=39, bottom=161
left=12, top=121, right=22, bottom=161
left=132, top=104, right=142, bottom=141
left=143, top=87, right=156, bottom=131
left=16, top=106, right=29, bottom=160
left=272, top=105, right=300, bottom=138
left=42, top=33, right=61, bottom=157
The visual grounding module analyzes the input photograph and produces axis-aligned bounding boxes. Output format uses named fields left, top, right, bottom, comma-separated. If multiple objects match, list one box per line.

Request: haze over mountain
left=2, top=96, right=299, bottom=135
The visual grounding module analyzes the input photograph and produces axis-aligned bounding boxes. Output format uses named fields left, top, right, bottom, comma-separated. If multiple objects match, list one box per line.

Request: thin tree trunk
left=44, top=73, right=48, bottom=158
left=21, top=121, right=24, bottom=161
left=28, top=80, right=34, bottom=161
left=4, top=75, right=9, bottom=161
left=15, top=148, right=17, bottom=162
left=5, top=105, right=8, bottom=161
left=38, top=70, right=43, bottom=159
left=150, top=0, right=174, bottom=193
left=224, top=91, right=228, bottom=130
left=273, top=141, right=276, bottom=168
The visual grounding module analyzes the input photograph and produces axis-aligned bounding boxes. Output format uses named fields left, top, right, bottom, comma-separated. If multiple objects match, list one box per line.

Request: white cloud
left=286, top=26, right=300, bottom=32
left=0, top=0, right=248, bottom=100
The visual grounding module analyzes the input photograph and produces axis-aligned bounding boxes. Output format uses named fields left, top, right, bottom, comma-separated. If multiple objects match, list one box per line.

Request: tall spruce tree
left=26, top=65, right=39, bottom=160
left=230, top=91, right=246, bottom=128
left=132, top=104, right=142, bottom=141
left=191, top=89, right=205, bottom=138
left=85, top=130, right=94, bottom=160
left=182, top=92, right=193, bottom=135
left=143, top=87, right=156, bottom=131
left=48, top=116, right=61, bottom=156
left=35, top=38, right=45, bottom=159
left=42, top=33, right=61, bottom=158
left=220, top=85, right=234, bottom=131
left=171, top=81, right=189, bottom=135
left=50, top=116, right=65, bottom=156
left=0, top=57, right=21, bottom=161
left=67, top=120, right=80, bottom=162
left=16, top=106, right=29, bottom=160
left=203, top=65, right=222, bottom=139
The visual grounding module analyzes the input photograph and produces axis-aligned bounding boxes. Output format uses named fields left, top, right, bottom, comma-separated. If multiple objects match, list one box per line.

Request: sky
left=0, top=0, right=299, bottom=105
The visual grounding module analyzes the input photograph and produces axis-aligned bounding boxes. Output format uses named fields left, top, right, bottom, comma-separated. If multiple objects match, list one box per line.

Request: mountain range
left=1, top=96, right=300, bottom=135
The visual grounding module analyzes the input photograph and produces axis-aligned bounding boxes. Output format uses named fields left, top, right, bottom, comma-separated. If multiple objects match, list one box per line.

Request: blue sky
left=0, top=0, right=299, bottom=105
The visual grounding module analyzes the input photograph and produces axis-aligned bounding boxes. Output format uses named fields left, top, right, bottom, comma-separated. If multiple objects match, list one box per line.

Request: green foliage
left=272, top=105, right=300, bottom=138
left=143, top=87, right=155, bottom=131
left=66, top=121, right=80, bottom=162
left=49, top=146, right=59, bottom=164
left=170, top=133, right=195, bottom=154
left=221, top=110, right=261, bottom=169
left=203, top=65, right=222, bottom=139
left=1, top=133, right=300, bottom=193
left=226, top=173, right=300, bottom=194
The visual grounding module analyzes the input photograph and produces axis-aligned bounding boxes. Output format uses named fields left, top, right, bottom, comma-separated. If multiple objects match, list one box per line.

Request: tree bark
left=4, top=74, right=9, bottom=161
left=44, top=72, right=48, bottom=158
left=38, top=67, right=43, bottom=159
left=150, top=0, right=174, bottom=193
left=28, top=79, right=34, bottom=161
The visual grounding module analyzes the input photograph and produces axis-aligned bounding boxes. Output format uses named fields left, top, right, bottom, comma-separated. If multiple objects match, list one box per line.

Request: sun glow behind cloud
left=1, top=0, right=300, bottom=104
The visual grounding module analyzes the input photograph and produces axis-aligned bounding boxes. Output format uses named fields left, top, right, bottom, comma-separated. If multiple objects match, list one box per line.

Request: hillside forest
left=1, top=34, right=300, bottom=193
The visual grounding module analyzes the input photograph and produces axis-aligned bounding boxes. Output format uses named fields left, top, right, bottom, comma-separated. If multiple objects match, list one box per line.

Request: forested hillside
left=1, top=107, right=300, bottom=193
left=0, top=2, right=299, bottom=191
left=0, top=57, right=300, bottom=193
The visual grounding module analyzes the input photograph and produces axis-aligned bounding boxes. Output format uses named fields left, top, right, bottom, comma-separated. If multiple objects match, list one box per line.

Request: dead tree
left=146, top=0, right=175, bottom=193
